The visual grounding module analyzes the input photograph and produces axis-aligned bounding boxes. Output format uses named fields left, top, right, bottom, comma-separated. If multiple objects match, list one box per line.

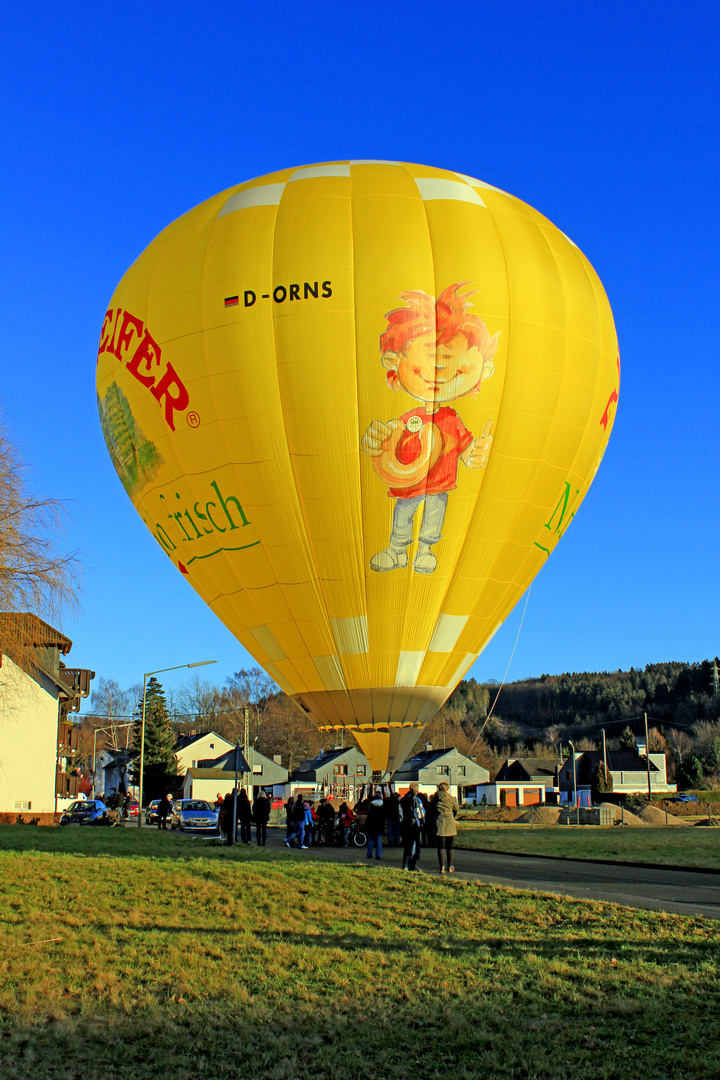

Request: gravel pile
left=638, top=804, right=689, bottom=826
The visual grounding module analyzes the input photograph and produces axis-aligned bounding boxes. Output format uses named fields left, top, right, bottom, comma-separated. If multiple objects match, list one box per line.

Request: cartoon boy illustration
left=361, top=283, right=499, bottom=574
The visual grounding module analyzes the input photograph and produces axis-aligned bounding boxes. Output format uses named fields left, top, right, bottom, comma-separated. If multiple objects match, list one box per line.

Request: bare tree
left=173, top=676, right=224, bottom=734
left=667, top=727, right=694, bottom=763
left=86, top=678, right=134, bottom=747
left=224, top=667, right=278, bottom=742
left=0, top=416, right=81, bottom=707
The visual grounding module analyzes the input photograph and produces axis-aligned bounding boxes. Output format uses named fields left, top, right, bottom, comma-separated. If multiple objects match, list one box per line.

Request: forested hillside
left=425, top=658, right=720, bottom=787
left=457, top=659, right=720, bottom=732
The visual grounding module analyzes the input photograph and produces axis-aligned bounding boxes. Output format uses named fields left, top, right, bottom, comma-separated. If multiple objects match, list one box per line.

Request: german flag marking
left=224, top=295, right=239, bottom=307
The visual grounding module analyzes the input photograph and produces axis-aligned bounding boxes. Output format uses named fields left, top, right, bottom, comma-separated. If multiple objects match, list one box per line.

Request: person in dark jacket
left=365, top=791, right=386, bottom=860
left=385, top=792, right=402, bottom=846
left=252, top=791, right=270, bottom=846
left=237, top=788, right=253, bottom=844
left=219, top=791, right=237, bottom=845
left=317, top=798, right=336, bottom=845
left=284, top=796, right=294, bottom=839
left=285, top=794, right=307, bottom=849
left=156, top=792, right=173, bottom=830
left=400, top=782, right=425, bottom=871
left=419, top=790, right=434, bottom=846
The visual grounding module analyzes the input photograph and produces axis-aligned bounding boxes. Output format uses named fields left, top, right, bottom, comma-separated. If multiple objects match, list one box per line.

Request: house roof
left=186, top=767, right=249, bottom=781
left=199, top=748, right=289, bottom=781
left=495, top=757, right=560, bottom=782
left=0, top=612, right=72, bottom=653
left=398, top=748, right=450, bottom=769
left=198, top=750, right=250, bottom=773
left=392, top=747, right=489, bottom=783
left=561, top=750, right=661, bottom=783
left=290, top=747, right=368, bottom=781
left=174, top=730, right=229, bottom=752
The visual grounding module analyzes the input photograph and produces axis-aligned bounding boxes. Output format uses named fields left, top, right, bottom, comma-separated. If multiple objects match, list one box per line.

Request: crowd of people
left=207, top=782, right=460, bottom=873
left=217, top=789, right=271, bottom=846
left=283, top=781, right=459, bottom=873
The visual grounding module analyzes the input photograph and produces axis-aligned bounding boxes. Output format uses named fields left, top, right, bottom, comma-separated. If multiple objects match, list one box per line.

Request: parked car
left=59, top=800, right=109, bottom=826
left=169, top=799, right=218, bottom=832
left=57, top=794, right=87, bottom=813
left=146, top=799, right=161, bottom=824
left=667, top=794, right=699, bottom=803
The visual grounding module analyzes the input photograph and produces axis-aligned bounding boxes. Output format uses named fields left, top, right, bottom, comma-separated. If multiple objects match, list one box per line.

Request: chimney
left=190, top=729, right=196, bottom=737
left=637, top=742, right=647, bottom=758
left=425, top=742, right=433, bottom=752
left=273, top=754, right=282, bottom=765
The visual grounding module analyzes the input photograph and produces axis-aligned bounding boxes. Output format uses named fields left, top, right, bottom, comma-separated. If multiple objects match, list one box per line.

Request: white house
left=391, top=747, right=489, bottom=802
left=183, top=746, right=288, bottom=802
left=0, top=614, right=94, bottom=824
left=173, top=731, right=235, bottom=776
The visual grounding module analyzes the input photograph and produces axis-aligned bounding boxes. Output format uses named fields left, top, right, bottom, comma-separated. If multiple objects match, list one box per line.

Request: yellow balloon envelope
left=96, top=161, right=619, bottom=775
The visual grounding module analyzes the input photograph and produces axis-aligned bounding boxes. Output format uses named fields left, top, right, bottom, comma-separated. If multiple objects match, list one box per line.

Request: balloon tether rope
left=467, top=585, right=532, bottom=756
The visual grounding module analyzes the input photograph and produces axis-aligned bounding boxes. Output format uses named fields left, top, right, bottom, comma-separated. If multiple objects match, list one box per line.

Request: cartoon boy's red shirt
left=389, top=406, right=473, bottom=498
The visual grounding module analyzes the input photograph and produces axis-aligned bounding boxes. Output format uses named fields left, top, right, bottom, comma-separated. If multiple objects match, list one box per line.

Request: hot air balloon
left=96, top=161, right=619, bottom=776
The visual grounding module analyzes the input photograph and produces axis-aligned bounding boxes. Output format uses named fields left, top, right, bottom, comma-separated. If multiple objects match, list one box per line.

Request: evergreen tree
left=590, top=761, right=614, bottom=804
left=619, top=725, right=636, bottom=751
left=130, top=677, right=177, bottom=800
left=676, top=752, right=703, bottom=791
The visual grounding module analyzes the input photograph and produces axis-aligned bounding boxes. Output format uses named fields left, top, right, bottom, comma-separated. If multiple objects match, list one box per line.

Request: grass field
left=455, top=824, right=720, bottom=869
left=1, top=827, right=719, bottom=1079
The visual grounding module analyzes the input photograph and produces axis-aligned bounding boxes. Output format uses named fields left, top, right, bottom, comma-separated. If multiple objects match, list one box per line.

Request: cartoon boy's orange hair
left=380, top=283, right=499, bottom=360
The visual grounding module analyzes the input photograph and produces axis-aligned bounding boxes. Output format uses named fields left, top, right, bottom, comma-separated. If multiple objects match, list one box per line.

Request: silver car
left=169, top=799, right=218, bottom=832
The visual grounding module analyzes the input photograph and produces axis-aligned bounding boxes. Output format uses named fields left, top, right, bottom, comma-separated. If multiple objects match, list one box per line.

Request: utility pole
left=602, top=728, right=608, bottom=781
left=243, top=707, right=250, bottom=792
left=712, top=659, right=719, bottom=698
left=644, top=712, right=652, bottom=800
left=569, top=740, right=579, bottom=826
left=232, top=740, right=240, bottom=845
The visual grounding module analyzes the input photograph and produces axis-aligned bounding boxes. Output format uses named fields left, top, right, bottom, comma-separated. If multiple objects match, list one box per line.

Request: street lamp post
left=137, top=660, right=216, bottom=827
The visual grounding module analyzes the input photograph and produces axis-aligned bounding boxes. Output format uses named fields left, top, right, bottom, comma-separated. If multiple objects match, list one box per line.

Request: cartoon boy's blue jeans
left=391, top=492, right=448, bottom=547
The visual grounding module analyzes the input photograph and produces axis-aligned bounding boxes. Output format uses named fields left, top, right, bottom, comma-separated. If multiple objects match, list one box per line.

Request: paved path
left=264, top=829, right=720, bottom=919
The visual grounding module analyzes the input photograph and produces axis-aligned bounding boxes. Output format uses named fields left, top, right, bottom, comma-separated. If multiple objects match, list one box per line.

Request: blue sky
left=1, top=1, right=718, bottom=704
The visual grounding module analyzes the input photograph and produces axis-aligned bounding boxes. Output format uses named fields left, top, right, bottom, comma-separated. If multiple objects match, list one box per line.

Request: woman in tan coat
left=430, top=782, right=459, bottom=873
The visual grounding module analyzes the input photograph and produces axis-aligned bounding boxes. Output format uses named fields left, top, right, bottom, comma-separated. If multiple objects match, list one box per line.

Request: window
left=334, top=764, right=348, bottom=776
left=436, top=765, right=450, bottom=776
left=357, top=766, right=366, bottom=776
left=458, top=766, right=466, bottom=777
left=252, top=764, right=263, bottom=774
left=14, top=801, right=31, bottom=811
left=191, top=760, right=197, bottom=768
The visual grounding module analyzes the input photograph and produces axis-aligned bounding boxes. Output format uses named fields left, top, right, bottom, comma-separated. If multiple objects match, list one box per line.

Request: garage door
left=524, top=789, right=542, bottom=805
left=504, top=789, right=517, bottom=807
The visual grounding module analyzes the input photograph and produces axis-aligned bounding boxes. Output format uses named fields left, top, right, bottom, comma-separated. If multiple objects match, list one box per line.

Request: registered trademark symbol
left=186, top=411, right=201, bottom=428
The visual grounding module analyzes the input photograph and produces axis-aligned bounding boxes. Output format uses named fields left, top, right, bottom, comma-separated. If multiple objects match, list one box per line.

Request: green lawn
left=455, top=824, right=720, bottom=869
left=0, top=827, right=719, bottom=1079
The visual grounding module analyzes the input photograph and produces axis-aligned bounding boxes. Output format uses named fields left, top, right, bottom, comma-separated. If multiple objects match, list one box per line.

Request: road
left=265, top=828, right=720, bottom=919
